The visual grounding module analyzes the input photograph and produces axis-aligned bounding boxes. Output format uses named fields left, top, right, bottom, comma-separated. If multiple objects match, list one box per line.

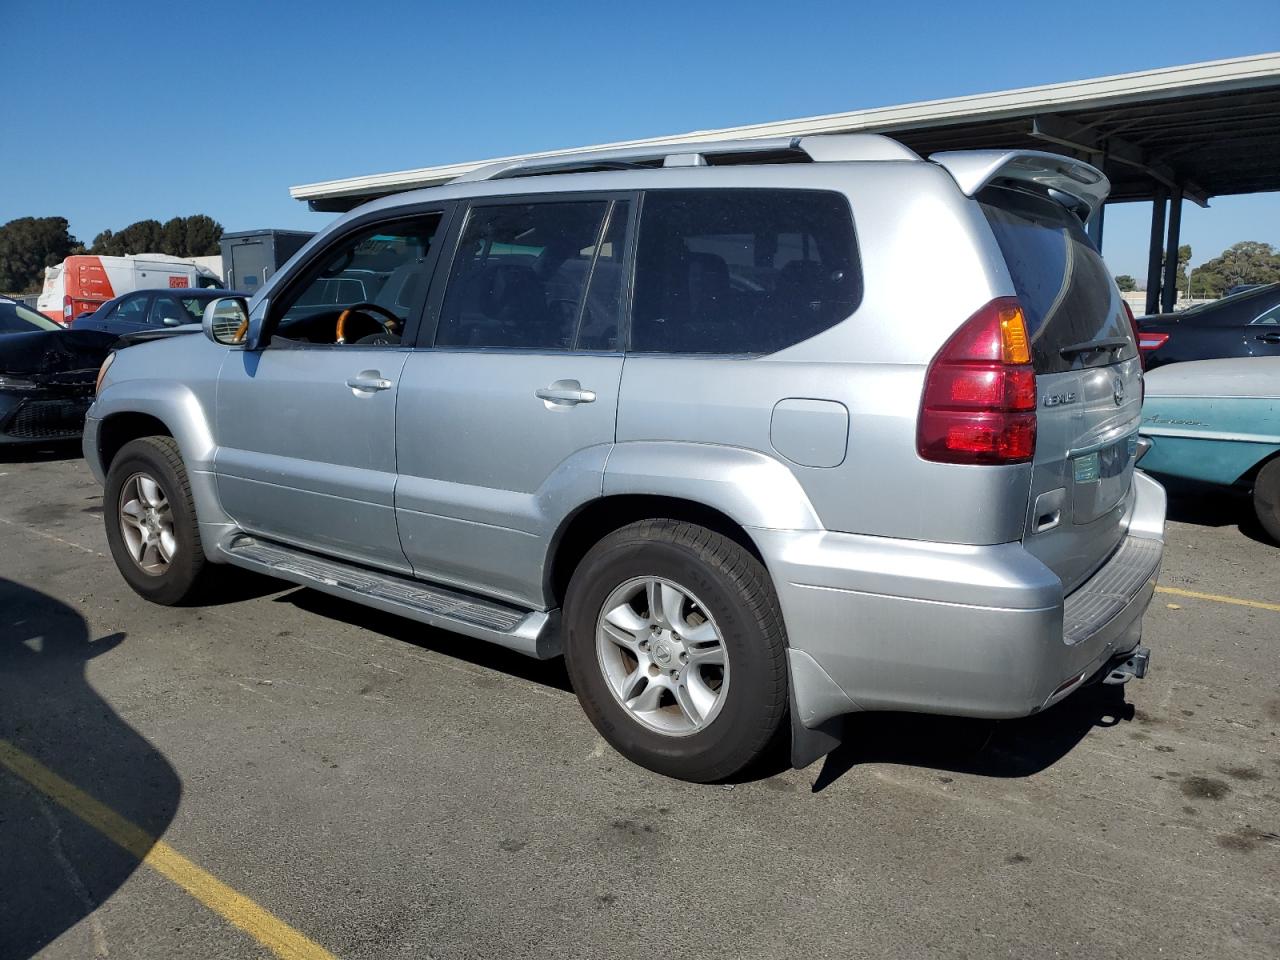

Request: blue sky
left=3, top=0, right=1277, bottom=280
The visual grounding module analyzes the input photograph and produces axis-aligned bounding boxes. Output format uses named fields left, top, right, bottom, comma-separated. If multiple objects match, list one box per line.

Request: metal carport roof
left=291, top=52, right=1280, bottom=211
left=289, top=52, right=1280, bottom=315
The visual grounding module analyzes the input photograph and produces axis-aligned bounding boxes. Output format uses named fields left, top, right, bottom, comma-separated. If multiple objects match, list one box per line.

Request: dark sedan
left=0, top=298, right=115, bottom=445
left=1138, top=283, right=1280, bottom=369
left=72, top=288, right=248, bottom=339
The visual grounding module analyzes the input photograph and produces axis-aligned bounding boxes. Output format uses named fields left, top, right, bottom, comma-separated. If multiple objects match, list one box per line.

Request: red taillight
left=62, top=294, right=73, bottom=323
left=1137, top=331, right=1169, bottom=352
left=917, top=297, right=1037, bottom=465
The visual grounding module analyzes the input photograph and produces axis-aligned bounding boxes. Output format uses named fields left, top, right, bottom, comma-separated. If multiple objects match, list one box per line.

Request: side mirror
left=202, top=297, right=249, bottom=345
left=162, top=316, right=184, bottom=327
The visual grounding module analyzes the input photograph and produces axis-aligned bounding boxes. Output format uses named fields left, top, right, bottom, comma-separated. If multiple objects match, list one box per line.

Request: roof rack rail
left=453, top=134, right=918, bottom=183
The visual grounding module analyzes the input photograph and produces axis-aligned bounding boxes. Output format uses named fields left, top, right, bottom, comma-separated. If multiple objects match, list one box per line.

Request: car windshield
left=0, top=302, right=61, bottom=333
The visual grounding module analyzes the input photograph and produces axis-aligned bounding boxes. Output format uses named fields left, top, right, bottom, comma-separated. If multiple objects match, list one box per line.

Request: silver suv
left=84, top=135, right=1165, bottom=782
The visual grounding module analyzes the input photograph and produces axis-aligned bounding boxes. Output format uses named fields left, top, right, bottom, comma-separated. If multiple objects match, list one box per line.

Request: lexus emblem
left=1113, top=376, right=1126, bottom=406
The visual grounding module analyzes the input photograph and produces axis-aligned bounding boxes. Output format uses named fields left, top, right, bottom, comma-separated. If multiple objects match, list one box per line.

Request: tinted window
left=178, top=297, right=209, bottom=321
left=115, top=295, right=150, bottom=325
left=148, top=296, right=188, bottom=326
left=1253, top=303, right=1280, bottom=326
left=575, top=201, right=629, bottom=351
left=272, top=216, right=441, bottom=346
left=631, top=189, right=859, bottom=354
left=980, top=186, right=1134, bottom=374
left=436, top=200, right=609, bottom=350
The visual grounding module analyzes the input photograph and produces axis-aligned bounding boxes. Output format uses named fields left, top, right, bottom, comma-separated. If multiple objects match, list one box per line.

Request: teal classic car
left=1139, top=357, right=1280, bottom=542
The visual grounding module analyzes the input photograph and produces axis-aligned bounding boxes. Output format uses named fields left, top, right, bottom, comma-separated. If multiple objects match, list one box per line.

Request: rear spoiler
left=929, top=150, right=1110, bottom=220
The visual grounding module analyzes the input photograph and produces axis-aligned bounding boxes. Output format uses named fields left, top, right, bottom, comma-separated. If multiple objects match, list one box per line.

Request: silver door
left=215, top=347, right=411, bottom=571
left=393, top=196, right=631, bottom=606
left=213, top=211, right=448, bottom=572
left=395, top=352, right=622, bottom=604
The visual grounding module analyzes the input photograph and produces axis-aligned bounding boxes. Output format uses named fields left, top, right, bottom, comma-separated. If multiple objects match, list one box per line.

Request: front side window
left=435, top=200, right=612, bottom=350
left=630, top=189, right=860, bottom=354
left=1251, top=303, right=1280, bottom=325
left=115, top=295, right=150, bottom=326
left=270, top=215, right=442, bottom=346
left=148, top=296, right=188, bottom=326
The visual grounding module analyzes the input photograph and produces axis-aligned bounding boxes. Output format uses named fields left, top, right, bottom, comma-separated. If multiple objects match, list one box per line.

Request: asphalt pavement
left=1, top=445, right=1276, bottom=960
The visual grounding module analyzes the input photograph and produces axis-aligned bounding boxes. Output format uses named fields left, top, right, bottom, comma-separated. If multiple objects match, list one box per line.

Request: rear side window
left=980, top=186, right=1134, bottom=374
left=631, top=189, right=860, bottom=354
left=436, top=200, right=612, bottom=351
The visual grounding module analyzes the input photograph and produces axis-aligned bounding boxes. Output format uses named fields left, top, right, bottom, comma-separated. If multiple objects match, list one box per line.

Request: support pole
left=1086, top=151, right=1106, bottom=250
left=1144, top=187, right=1167, bottom=317
left=1086, top=203, right=1106, bottom=250
left=1161, top=187, right=1183, bottom=314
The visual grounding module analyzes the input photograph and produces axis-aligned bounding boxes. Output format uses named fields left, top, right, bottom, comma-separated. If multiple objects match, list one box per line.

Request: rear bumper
left=758, top=471, right=1166, bottom=728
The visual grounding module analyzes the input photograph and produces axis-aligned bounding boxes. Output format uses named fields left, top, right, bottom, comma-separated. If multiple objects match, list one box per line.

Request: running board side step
left=221, top=536, right=561, bottom=659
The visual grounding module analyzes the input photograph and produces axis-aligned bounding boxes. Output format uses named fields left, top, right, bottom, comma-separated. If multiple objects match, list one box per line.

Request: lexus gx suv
left=84, top=134, right=1165, bottom=782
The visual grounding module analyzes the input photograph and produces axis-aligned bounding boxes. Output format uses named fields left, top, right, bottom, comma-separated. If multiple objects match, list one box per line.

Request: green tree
left=1159, top=244, right=1192, bottom=288
left=96, top=215, right=222, bottom=257
left=106, top=219, right=165, bottom=255
left=1189, top=241, right=1280, bottom=298
left=178, top=215, right=222, bottom=256
left=1114, top=274, right=1136, bottom=292
left=0, top=216, right=79, bottom=293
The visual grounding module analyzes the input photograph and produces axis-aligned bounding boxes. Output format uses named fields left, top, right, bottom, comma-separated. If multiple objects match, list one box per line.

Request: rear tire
left=1253, top=457, right=1280, bottom=544
left=103, top=436, right=211, bottom=605
left=563, top=520, right=788, bottom=782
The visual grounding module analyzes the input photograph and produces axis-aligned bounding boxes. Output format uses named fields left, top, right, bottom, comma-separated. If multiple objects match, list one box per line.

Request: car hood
left=115, top=324, right=203, bottom=348
left=0, top=329, right=116, bottom=377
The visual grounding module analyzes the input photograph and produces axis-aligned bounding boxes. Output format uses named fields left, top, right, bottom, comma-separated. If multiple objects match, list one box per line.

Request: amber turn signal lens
left=998, top=304, right=1031, bottom=365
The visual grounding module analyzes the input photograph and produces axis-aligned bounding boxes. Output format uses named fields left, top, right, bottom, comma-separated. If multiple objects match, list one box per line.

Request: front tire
left=563, top=520, right=788, bottom=782
left=1253, top=457, right=1280, bottom=544
left=103, top=436, right=210, bottom=605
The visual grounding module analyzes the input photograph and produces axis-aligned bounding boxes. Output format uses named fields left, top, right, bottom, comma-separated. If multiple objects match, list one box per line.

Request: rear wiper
left=1058, top=336, right=1130, bottom=358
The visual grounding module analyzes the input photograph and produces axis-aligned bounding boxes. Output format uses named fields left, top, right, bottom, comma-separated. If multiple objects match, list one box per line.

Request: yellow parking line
left=1156, top=585, right=1280, bottom=613
left=0, top=738, right=337, bottom=960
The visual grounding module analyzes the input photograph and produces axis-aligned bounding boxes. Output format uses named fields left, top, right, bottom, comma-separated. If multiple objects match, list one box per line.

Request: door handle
left=535, top=380, right=596, bottom=405
left=1255, top=332, right=1280, bottom=344
left=346, top=372, right=393, bottom=392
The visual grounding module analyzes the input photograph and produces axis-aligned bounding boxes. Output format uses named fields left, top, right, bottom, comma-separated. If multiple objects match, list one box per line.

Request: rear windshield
left=979, top=186, right=1134, bottom=374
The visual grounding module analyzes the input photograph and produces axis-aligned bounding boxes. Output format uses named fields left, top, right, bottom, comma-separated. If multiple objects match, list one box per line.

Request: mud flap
left=788, top=668, right=845, bottom=769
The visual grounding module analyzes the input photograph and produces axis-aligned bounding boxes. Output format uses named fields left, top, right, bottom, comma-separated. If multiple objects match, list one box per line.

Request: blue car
left=1139, top=357, right=1280, bottom=542
left=72, top=288, right=247, bottom=339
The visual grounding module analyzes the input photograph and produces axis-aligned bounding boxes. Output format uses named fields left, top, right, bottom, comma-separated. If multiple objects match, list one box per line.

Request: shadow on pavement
left=1152, top=473, right=1276, bottom=546
left=0, top=440, right=84, bottom=464
left=279, top=587, right=574, bottom=693
left=0, top=578, right=181, bottom=959
left=812, top=682, right=1134, bottom=792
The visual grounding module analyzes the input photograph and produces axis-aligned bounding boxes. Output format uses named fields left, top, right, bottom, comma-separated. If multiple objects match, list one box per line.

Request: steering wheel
left=336, top=302, right=401, bottom=344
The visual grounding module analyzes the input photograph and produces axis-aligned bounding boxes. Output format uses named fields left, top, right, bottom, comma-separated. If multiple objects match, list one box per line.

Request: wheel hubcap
left=118, top=472, right=176, bottom=575
left=595, top=576, right=729, bottom=736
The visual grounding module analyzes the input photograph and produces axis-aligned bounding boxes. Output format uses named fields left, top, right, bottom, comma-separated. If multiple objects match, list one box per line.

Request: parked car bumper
left=0, top=389, right=94, bottom=445
left=82, top=414, right=105, bottom=482
left=757, top=471, right=1167, bottom=728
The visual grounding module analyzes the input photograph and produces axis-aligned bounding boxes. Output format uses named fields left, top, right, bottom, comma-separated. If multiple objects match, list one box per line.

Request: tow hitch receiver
left=1102, top=645, right=1151, bottom=685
